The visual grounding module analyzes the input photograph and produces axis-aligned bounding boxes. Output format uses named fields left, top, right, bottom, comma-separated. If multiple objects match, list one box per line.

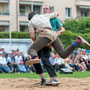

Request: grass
left=0, top=71, right=90, bottom=79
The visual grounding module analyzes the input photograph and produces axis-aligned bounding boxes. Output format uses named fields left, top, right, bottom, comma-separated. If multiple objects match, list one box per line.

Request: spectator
left=20, top=51, right=24, bottom=61
left=85, top=53, right=90, bottom=71
left=49, top=52, right=56, bottom=70
left=53, top=54, right=65, bottom=72
left=15, top=52, right=23, bottom=65
left=72, top=55, right=81, bottom=71
left=25, top=55, right=32, bottom=73
left=78, top=55, right=87, bottom=71
left=0, top=52, right=11, bottom=73
left=18, top=60, right=27, bottom=73
left=7, top=52, right=12, bottom=70
left=11, top=55, right=19, bottom=73
left=82, top=52, right=88, bottom=61
left=68, top=55, right=76, bottom=71
left=1, top=48, right=8, bottom=59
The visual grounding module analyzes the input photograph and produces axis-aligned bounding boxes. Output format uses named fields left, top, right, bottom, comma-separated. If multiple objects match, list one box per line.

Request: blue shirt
left=50, top=18, right=62, bottom=31
left=18, top=64, right=26, bottom=71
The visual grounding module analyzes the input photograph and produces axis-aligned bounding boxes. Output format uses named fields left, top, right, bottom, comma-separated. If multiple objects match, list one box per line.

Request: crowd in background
left=0, top=48, right=90, bottom=73
left=0, top=48, right=35, bottom=73
left=49, top=48, right=90, bottom=72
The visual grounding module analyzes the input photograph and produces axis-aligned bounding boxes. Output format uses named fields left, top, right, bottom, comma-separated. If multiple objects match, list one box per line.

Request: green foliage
left=63, top=19, right=79, bottom=33
left=78, top=18, right=86, bottom=33
left=0, top=32, right=9, bottom=38
left=85, top=17, right=90, bottom=28
left=0, top=32, right=30, bottom=39
left=59, top=30, right=90, bottom=50
left=63, top=17, right=90, bottom=34
left=62, top=17, right=90, bottom=49
left=12, top=32, right=30, bottom=39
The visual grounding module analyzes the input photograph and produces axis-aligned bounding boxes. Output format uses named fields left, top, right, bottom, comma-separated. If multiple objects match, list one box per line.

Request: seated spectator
left=54, top=54, right=65, bottom=72
left=18, top=60, right=27, bottom=73
left=20, top=52, right=24, bottom=61
left=0, top=52, right=11, bottom=73
left=68, top=55, right=76, bottom=71
left=78, top=55, right=87, bottom=71
left=15, top=52, right=23, bottom=65
left=1, top=48, right=8, bottom=59
left=72, top=55, right=81, bottom=71
left=82, top=52, right=89, bottom=67
left=7, top=52, right=12, bottom=70
left=11, top=55, right=19, bottom=73
left=50, top=53, right=73, bottom=72
left=63, top=57, right=73, bottom=70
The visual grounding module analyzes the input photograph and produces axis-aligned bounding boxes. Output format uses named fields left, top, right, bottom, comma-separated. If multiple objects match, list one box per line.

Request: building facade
left=0, top=0, right=90, bottom=32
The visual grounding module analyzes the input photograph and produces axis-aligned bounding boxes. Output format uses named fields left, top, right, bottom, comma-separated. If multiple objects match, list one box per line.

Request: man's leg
left=52, top=37, right=90, bottom=59
left=52, top=37, right=76, bottom=59
left=28, top=37, right=60, bottom=85
left=2, top=66, right=10, bottom=73
left=39, top=47, right=60, bottom=85
left=26, top=37, right=51, bottom=65
left=28, top=36, right=90, bottom=61
left=28, top=50, right=46, bottom=85
left=33, top=63, right=46, bottom=85
left=28, top=37, right=51, bottom=58
left=41, top=53, right=60, bottom=85
left=28, top=37, right=76, bottom=59
left=40, top=47, right=57, bottom=78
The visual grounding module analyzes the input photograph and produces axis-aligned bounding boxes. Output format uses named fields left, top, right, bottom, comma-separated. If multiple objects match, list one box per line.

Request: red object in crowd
left=83, top=51, right=86, bottom=55
left=20, top=60, right=24, bottom=64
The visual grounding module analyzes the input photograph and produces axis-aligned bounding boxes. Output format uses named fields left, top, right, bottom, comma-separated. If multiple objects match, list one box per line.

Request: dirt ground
left=0, top=78, right=90, bottom=90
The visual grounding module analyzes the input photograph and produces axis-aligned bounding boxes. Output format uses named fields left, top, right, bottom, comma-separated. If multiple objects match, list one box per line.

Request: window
left=81, top=10, right=88, bottom=17
left=6, top=3, right=9, bottom=15
left=0, top=26, right=5, bottom=32
left=20, top=25, right=28, bottom=32
left=65, top=8, right=72, bottom=18
left=0, top=26, right=9, bottom=32
left=0, top=3, right=9, bottom=15
left=33, top=5, right=41, bottom=14
left=20, top=5, right=26, bottom=16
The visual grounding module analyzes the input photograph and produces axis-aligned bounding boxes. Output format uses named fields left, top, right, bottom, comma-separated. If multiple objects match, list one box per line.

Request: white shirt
left=7, top=57, right=12, bottom=63
left=55, top=57, right=64, bottom=65
left=49, top=56, right=56, bottom=65
left=0, top=57, right=7, bottom=65
left=28, top=13, right=58, bottom=33
left=15, top=55, right=23, bottom=64
left=83, top=55, right=88, bottom=60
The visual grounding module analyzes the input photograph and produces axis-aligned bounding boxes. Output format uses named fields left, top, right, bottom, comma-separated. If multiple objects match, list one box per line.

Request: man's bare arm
left=57, top=26, right=65, bottom=36
left=45, top=12, right=59, bottom=19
